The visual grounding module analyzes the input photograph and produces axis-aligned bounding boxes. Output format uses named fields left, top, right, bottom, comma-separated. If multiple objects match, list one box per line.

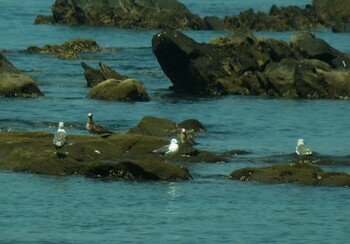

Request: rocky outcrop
left=26, top=39, right=102, bottom=59
left=230, top=162, right=350, bottom=187
left=152, top=30, right=350, bottom=99
left=87, top=78, right=150, bottom=102
left=313, top=0, right=350, bottom=25
left=81, top=62, right=127, bottom=87
left=0, top=52, right=44, bottom=98
left=224, top=5, right=319, bottom=31
left=0, top=131, right=226, bottom=180
left=35, top=0, right=204, bottom=30
left=128, top=116, right=206, bottom=137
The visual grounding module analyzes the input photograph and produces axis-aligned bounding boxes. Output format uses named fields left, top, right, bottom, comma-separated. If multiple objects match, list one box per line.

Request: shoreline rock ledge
left=0, top=52, right=44, bottom=98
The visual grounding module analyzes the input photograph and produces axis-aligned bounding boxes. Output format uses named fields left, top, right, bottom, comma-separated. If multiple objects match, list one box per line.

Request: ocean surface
left=1, top=0, right=350, bottom=243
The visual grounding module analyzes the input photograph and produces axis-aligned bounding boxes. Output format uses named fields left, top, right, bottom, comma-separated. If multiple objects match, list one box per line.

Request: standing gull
left=152, top=139, right=179, bottom=156
left=296, top=139, right=312, bottom=156
left=53, top=122, right=68, bottom=149
left=86, top=113, right=113, bottom=136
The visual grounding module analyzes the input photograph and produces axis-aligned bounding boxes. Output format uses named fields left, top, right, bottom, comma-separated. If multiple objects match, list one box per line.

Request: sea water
left=0, top=0, right=349, bottom=243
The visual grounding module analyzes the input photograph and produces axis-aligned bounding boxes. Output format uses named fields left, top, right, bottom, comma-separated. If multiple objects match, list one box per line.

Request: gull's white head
left=297, top=139, right=305, bottom=146
left=170, top=139, right=178, bottom=144
left=58, top=122, right=64, bottom=129
left=181, top=128, right=186, bottom=133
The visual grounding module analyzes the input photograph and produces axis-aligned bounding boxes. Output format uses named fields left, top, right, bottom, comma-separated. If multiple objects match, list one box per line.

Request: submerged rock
left=87, top=78, right=150, bottom=102
left=230, top=163, right=350, bottom=187
left=0, top=52, right=44, bottom=98
left=26, top=39, right=102, bottom=59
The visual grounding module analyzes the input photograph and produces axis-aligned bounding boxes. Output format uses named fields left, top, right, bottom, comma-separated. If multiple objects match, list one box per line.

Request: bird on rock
left=86, top=113, right=113, bottom=136
left=296, top=138, right=312, bottom=156
left=152, top=138, right=179, bottom=157
left=53, top=122, right=68, bottom=150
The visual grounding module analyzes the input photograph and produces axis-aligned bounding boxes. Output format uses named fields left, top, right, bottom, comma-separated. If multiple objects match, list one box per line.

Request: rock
left=153, top=30, right=350, bottom=99
left=26, top=39, right=102, bottom=59
left=313, top=0, right=350, bottom=25
left=290, top=32, right=345, bottom=67
left=128, top=116, right=179, bottom=137
left=81, top=62, right=127, bottom=87
left=230, top=162, right=350, bottom=187
left=331, top=21, right=350, bottom=33
left=203, top=16, right=226, bottom=30
left=0, top=131, right=225, bottom=180
left=87, top=78, right=150, bottom=102
left=0, top=52, right=44, bottom=98
left=178, top=119, right=206, bottom=132
left=152, top=30, right=228, bottom=95
left=223, top=5, right=319, bottom=31
left=36, top=0, right=204, bottom=30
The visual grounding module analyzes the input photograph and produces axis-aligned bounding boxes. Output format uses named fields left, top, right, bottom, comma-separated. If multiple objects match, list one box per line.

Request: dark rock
left=290, top=32, right=344, bottom=66
left=224, top=5, right=319, bottom=31
left=87, top=78, right=150, bottom=102
left=37, top=0, right=204, bottom=30
left=331, top=21, right=350, bottom=33
left=313, top=0, right=350, bottom=25
left=152, top=30, right=229, bottom=95
left=178, top=119, right=206, bottom=132
left=26, top=39, right=102, bottom=59
left=152, top=30, right=350, bottom=99
left=230, top=162, right=350, bottom=187
left=203, top=16, right=226, bottom=30
left=81, top=62, right=127, bottom=87
left=0, top=52, right=44, bottom=98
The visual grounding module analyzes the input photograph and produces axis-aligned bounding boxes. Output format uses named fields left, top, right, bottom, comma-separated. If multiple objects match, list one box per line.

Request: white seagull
left=152, top=139, right=179, bottom=156
left=53, top=122, right=68, bottom=149
left=296, top=139, right=312, bottom=156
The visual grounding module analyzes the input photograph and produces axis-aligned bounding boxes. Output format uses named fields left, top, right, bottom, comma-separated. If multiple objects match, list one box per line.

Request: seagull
left=180, top=128, right=197, bottom=146
left=296, top=139, right=312, bottom=156
left=152, top=138, right=179, bottom=156
left=86, top=113, right=113, bottom=136
left=53, top=122, right=68, bottom=149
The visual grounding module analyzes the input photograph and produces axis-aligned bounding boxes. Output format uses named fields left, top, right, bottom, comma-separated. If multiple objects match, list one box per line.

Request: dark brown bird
left=86, top=113, right=113, bottom=136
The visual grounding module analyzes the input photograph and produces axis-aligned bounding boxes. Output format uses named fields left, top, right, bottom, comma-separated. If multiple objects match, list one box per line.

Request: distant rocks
left=27, top=39, right=102, bottom=59
left=35, top=0, right=203, bottom=30
left=34, top=0, right=350, bottom=32
left=230, top=162, right=350, bottom=187
left=0, top=52, right=44, bottom=98
left=152, top=30, right=350, bottom=99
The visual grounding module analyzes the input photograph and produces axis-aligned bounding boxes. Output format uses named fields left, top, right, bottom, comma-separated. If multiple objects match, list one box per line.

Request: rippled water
left=1, top=0, right=350, bottom=243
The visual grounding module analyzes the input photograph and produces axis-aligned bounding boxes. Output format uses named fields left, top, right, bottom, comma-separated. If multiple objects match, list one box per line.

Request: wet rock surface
left=0, top=52, right=44, bottom=98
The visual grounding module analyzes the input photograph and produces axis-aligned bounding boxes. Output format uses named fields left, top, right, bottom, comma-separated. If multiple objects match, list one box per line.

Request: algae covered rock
left=87, top=78, right=150, bottom=102
left=0, top=52, right=44, bottom=98
left=26, top=39, right=102, bottom=59
left=230, top=163, right=350, bottom=187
